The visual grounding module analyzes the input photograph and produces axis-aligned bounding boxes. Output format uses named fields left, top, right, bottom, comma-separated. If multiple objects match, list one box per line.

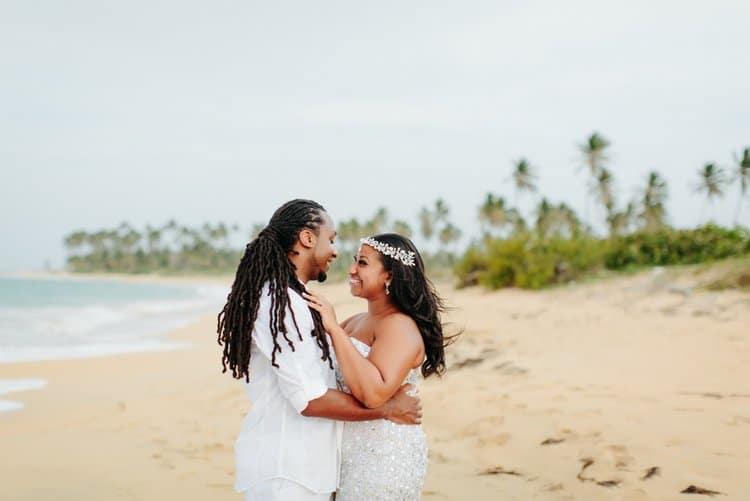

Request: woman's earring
left=385, top=282, right=390, bottom=295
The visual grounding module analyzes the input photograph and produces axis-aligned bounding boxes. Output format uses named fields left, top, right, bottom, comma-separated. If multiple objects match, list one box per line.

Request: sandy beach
left=1, top=268, right=749, bottom=500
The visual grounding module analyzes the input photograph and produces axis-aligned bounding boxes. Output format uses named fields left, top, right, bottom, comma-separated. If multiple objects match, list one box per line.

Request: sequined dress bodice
left=334, top=337, right=428, bottom=501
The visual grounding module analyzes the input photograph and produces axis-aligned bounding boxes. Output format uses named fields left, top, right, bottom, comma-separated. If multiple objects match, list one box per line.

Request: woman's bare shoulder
left=375, top=312, right=420, bottom=340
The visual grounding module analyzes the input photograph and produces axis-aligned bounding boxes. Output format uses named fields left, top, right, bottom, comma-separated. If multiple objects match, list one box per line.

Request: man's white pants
left=242, top=479, right=333, bottom=501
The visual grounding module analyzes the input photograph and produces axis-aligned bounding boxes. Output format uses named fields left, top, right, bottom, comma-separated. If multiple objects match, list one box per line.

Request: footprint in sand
left=540, top=437, right=565, bottom=445
left=478, top=466, right=522, bottom=477
left=641, top=466, right=660, bottom=480
left=545, top=483, right=564, bottom=492
left=726, top=415, right=750, bottom=426
left=484, top=433, right=511, bottom=446
left=605, top=444, right=634, bottom=471
left=681, top=485, right=725, bottom=496
left=461, top=415, right=505, bottom=435
left=493, top=361, right=528, bottom=375
left=576, top=458, right=621, bottom=488
left=458, top=416, right=509, bottom=446
left=452, top=357, right=484, bottom=369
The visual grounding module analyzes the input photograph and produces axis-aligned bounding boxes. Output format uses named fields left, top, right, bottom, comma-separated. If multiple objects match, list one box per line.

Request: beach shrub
left=455, top=225, right=750, bottom=290
left=604, top=225, right=750, bottom=269
left=455, top=235, right=606, bottom=290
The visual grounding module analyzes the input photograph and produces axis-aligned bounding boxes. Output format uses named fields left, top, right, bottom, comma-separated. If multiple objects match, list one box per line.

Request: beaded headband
left=359, top=237, right=416, bottom=267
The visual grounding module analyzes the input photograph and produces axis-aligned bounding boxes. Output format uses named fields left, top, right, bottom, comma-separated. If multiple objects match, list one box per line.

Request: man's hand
left=382, top=384, right=422, bottom=425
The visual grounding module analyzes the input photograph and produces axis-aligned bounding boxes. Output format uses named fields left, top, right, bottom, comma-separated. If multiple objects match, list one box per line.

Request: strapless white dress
left=334, top=337, right=428, bottom=500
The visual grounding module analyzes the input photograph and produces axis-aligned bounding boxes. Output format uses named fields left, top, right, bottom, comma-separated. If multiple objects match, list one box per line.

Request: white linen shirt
left=234, top=284, right=342, bottom=494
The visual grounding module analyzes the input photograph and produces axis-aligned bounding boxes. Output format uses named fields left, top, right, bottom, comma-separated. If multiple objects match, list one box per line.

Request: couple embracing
left=217, top=199, right=452, bottom=500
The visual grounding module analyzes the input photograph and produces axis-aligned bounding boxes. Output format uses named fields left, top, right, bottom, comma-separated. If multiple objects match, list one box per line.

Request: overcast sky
left=1, top=1, right=749, bottom=272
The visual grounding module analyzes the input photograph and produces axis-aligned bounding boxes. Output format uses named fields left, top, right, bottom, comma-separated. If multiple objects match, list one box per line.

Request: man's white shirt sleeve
left=252, top=289, right=329, bottom=413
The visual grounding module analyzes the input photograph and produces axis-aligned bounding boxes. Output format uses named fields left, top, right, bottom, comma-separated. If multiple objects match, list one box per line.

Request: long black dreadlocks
left=217, top=199, right=333, bottom=382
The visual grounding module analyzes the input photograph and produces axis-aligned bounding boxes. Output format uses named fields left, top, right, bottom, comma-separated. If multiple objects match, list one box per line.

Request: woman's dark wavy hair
left=217, top=199, right=333, bottom=382
left=370, top=233, right=457, bottom=378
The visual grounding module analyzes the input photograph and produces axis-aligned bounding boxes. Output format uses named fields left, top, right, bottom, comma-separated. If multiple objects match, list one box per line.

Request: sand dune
left=1, top=268, right=748, bottom=500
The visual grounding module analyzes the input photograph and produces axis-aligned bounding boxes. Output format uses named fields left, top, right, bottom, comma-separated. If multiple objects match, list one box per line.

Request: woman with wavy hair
left=304, top=233, right=453, bottom=500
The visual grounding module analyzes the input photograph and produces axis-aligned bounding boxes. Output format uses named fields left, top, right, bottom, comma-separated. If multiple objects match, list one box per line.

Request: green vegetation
left=603, top=225, right=750, bottom=269
left=62, top=133, right=750, bottom=285
left=454, top=133, right=750, bottom=290
left=64, top=221, right=242, bottom=274
left=328, top=200, right=462, bottom=280
left=63, top=201, right=464, bottom=277
left=456, top=226, right=750, bottom=290
left=455, top=235, right=605, bottom=289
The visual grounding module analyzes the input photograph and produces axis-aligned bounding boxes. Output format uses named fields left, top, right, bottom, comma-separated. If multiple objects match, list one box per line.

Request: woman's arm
left=303, top=291, right=423, bottom=408
left=301, top=385, right=422, bottom=424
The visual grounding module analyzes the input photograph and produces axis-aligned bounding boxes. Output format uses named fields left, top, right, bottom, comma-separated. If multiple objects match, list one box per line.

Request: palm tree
left=535, top=199, right=583, bottom=239
left=733, top=148, right=750, bottom=224
left=145, top=225, right=161, bottom=253
left=438, top=223, right=462, bottom=247
left=479, top=193, right=511, bottom=236
left=607, top=200, right=636, bottom=236
left=588, top=167, right=616, bottom=234
left=337, top=217, right=363, bottom=250
left=534, top=198, right=553, bottom=237
left=64, top=230, right=88, bottom=253
left=592, top=168, right=614, bottom=207
left=579, top=132, right=610, bottom=176
left=695, top=163, right=727, bottom=222
left=392, top=220, right=413, bottom=239
left=506, top=208, right=527, bottom=236
left=578, top=132, right=610, bottom=225
left=640, top=171, right=668, bottom=231
left=365, top=207, right=389, bottom=235
left=419, top=207, right=434, bottom=242
left=508, top=158, right=537, bottom=206
left=433, top=199, right=449, bottom=223
left=557, top=203, right=583, bottom=237
left=161, top=219, right=178, bottom=252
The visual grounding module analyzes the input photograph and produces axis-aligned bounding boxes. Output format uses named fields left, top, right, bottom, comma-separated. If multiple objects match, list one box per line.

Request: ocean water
left=0, top=379, right=46, bottom=412
left=0, top=277, right=228, bottom=412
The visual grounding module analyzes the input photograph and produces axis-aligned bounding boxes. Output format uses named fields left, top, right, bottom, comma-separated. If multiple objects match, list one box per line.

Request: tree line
left=478, top=134, right=749, bottom=241
left=457, top=133, right=749, bottom=289
left=63, top=133, right=749, bottom=279
left=62, top=202, right=464, bottom=275
left=64, top=221, right=241, bottom=273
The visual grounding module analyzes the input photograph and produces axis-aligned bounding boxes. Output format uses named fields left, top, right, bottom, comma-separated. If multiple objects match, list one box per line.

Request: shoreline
left=0, top=273, right=231, bottom=364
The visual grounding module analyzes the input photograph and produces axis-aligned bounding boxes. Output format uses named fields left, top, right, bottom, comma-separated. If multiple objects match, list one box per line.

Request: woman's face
left=348, top=244, right=390, bottom=298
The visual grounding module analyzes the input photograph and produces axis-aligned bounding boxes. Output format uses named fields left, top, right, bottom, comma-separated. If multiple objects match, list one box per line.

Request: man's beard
left=316, top=271, right=327, bottom=283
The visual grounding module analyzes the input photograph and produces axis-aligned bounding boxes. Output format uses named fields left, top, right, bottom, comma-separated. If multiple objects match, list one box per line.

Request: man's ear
left=298, top=228, right=316, bottom=249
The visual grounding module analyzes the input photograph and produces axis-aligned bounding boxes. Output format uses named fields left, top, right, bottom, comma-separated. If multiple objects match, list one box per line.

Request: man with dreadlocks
left=217, top=199, right=421, bottom=501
